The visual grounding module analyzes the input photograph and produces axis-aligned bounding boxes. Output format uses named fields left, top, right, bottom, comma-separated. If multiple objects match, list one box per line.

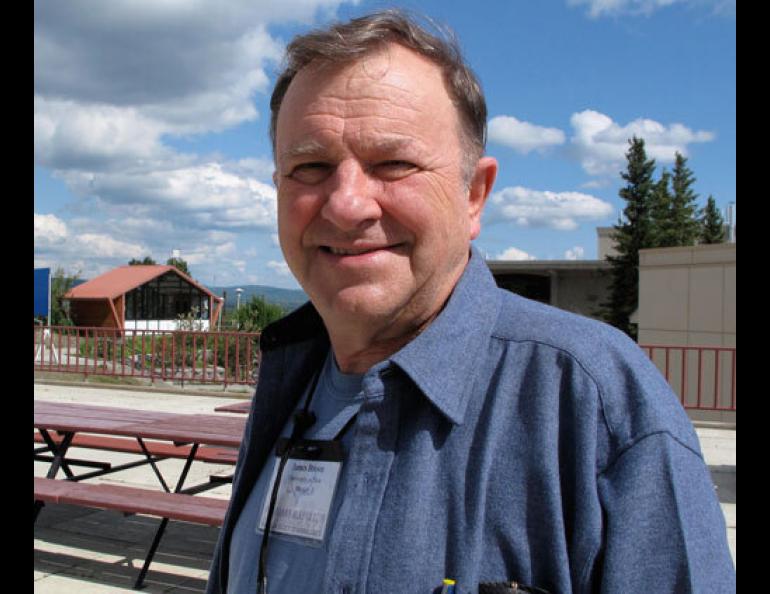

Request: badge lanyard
left=257, top=368, right=358, bottom=594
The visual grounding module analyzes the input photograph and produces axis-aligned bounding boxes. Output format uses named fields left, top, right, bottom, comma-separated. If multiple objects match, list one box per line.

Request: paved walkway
left=34, top=383, right=735, bottom=592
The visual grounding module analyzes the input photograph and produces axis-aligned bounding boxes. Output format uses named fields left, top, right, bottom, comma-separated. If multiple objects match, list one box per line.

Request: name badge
left=258, top=438, right=343, bottom=543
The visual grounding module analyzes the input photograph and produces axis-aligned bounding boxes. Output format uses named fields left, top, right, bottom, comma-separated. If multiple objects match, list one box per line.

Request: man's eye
left=288, top=162, right=333, bottom=185
left=373, top=161, right=418, bottom=179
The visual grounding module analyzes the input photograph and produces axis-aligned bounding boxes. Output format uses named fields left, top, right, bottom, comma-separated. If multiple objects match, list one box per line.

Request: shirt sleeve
left=595, top=431, right=735, bottom=593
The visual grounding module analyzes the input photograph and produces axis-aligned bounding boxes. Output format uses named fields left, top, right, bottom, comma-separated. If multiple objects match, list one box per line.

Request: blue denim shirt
left=207, top=248, right=735, bottom=593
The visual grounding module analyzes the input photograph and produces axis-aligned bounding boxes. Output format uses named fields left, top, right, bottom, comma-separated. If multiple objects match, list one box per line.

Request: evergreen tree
left=700, top=195, right=726, bottom=244
left=649, top=169, right=674, bottom=247
left=600, top=137, right=656, bottom=340
left=669, top=152, right=701, bottom=245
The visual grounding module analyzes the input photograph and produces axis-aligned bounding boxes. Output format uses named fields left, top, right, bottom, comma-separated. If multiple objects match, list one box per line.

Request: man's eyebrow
left=280, top=136, right=417, bottom=162
left=280, top=139, right=328, bottom=162
left=358, top=135, right=416, bottom=154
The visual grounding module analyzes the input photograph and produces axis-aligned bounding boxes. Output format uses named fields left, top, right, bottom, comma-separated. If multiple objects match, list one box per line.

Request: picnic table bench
left=34, top=476, right=228, bottom=526
left=34, top=400, right=245, bottom=589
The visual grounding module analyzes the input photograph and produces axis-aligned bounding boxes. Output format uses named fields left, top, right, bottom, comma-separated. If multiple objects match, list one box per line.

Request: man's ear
left=468, top=156, right=498, bottom=240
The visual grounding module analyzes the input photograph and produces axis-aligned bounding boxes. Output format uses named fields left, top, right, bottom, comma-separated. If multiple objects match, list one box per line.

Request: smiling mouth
left=321, top=244, right=403, bottom=256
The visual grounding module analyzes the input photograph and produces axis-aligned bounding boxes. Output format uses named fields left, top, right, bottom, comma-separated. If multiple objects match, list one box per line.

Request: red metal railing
left=640, top=344, right=736, bottom=412
left=33, top=328, right=736, bottom=407
left=34, top=325, right=261, bottom=387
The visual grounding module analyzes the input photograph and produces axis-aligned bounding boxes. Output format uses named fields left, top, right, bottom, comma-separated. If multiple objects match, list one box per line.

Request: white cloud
left=33, top=1, right=346, bottom=204
left=488, top=116, right=566, bottom=154
left=34, top=213, right=69, bottom=244
left=580, top=179, right=611, bottom=190
left=569, top=109, right=714, bottom=176
left=60, top=162, right=277, bottom=231
left=489, top=186, right=614, bottom=230
left=494, top=247, right=537, bottom=261
left=486, top=109, right=714, bottom=181
left=76, top=234, right=147, bottom=259
left=34, top=210, right=260, bottom=283
left=34, top=212, right=148, bottom=276
left=233, top=157, right=276, bottom=180
left=112, top=217, right=175, bottom=236
left=32, top=1, right=360, bottom=147
left=34, top=97, right=175, bottom=172
left=565, top=246, right=585, bottom=260
left=34, top=5, right=285, bottom=136
left=567, top=0, right=735, bottom=18
left=178, top=241, right=238, bottom=266
left=267, top=260, right=292, bottom=276
left=568, top=0, right=677, bottom=17
left=34, top=1, right=361, bottom=287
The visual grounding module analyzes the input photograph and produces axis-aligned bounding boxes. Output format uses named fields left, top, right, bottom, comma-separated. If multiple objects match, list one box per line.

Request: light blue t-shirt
left=227, top=352, right=364, bottom=593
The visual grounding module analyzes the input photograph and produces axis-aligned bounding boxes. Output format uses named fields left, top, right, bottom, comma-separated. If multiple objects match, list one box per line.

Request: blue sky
left=34, top=0, right=736, bottom=288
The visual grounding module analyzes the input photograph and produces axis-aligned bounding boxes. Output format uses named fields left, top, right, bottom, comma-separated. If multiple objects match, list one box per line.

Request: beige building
left=636, top=243, right=736, bottom=424
left=596, top=226, right=620, bottom=260
left=485, top=228, right=614, bottom=321
left=637, top=243, right=735, bottom=348
left=486, top=259, right=611, bottom=321
left=488, top=228, right=736, bottom=424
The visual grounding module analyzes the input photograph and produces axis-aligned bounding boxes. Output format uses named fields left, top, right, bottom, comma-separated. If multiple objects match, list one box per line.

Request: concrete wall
left=489, top=262, right=612, bottom=323
left=638, top=243, right=735, bottom=347
left=550, top=268, right=612, bottom=320
left=597, top=226, right=620, bottom=260
left=637, top=243, right=736, bottom=424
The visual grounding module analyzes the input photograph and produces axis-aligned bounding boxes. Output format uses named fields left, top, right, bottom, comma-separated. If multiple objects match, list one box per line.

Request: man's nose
left=320, top=159, right=382, bottom=232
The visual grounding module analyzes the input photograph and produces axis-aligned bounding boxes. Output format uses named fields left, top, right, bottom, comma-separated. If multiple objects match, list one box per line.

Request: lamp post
left=726, top=202, right=736, bottom=243
left=235, top=288, right=244, bottom=310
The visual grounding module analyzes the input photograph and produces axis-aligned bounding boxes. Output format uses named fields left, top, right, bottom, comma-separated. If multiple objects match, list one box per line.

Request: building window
left=125, top=273, right=208, bottom=320
left=493, top=273, right=551, bottom=304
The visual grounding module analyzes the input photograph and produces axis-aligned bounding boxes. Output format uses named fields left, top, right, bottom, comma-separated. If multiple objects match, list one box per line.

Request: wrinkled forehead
left=274, top=44, right=460, bottom=151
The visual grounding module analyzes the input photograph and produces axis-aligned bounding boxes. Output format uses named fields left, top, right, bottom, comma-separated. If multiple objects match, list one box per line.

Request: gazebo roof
left=64, top=265, right=221, bottom=301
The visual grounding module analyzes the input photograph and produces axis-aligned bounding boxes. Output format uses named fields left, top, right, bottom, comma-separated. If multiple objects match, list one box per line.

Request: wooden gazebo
left=63, top=265, right=223, bottom=330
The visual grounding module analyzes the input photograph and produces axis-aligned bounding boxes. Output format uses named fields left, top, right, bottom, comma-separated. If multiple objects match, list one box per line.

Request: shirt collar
left=262, top=247, right=501, bottom=425
left=389, top=247, right=501, bottom=425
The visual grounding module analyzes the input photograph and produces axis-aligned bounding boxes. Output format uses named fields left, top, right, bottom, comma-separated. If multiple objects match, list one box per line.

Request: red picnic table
left=35, top=400, right=246, bottom=446
left=34, top=400, right=246, bottom=486
left=34, top=400, right=246, bottom=588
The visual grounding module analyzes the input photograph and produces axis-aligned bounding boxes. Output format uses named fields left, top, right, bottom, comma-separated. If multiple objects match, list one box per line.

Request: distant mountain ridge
left=211, top=284, right=308, bottom=312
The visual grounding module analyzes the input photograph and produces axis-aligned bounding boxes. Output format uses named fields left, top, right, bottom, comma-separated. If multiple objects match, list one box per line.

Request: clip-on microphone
left=291, top=409, right=317, bottom=440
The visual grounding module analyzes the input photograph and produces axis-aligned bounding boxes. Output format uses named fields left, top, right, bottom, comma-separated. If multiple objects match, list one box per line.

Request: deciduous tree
left=166, top=257, right=191, bottom=276
left=50, top=267, right=80, bottom=326
left=228, top=295, right=285, bottom=333
left=129, top=256, right=157, bottom=265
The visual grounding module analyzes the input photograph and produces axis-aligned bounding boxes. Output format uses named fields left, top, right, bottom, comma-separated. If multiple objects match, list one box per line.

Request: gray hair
left=269, top=9, right=488, bottom=178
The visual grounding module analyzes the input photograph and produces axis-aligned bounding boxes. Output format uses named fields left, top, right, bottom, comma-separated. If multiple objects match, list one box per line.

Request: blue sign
left=34, top=268, right=51, bottom=319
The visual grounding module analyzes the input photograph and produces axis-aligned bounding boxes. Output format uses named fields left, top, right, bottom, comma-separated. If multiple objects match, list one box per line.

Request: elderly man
left=207, top=10, right=735, bottom=594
